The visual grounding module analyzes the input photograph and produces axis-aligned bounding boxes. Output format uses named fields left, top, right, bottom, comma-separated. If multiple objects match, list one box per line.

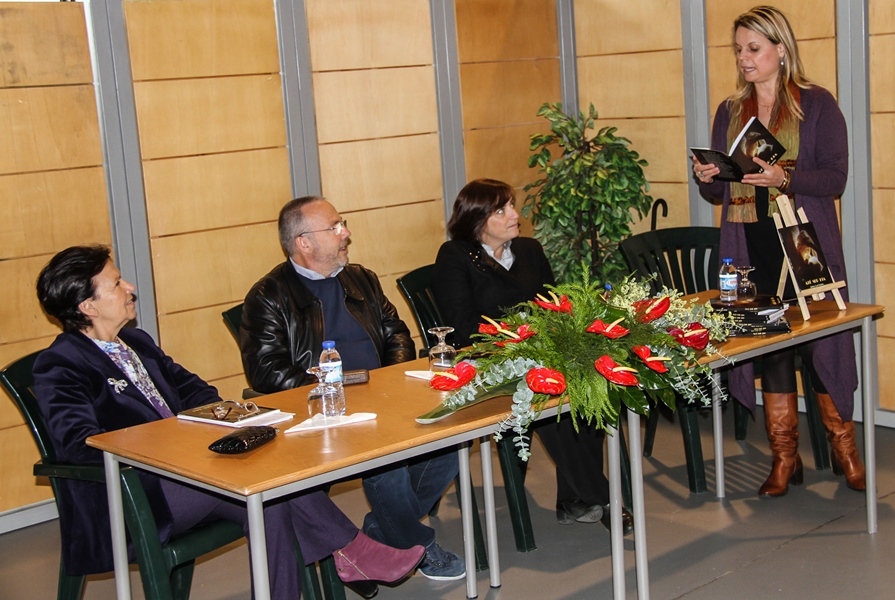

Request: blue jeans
left=361, top=448, right=459, bottom=549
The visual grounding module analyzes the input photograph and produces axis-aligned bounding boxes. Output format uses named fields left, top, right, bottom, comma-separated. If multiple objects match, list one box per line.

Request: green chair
left=395, top=264, right=442, bottom=358
left=0, top=351, right=257, bottom=600
left=620, top=226, right=829, bottom=494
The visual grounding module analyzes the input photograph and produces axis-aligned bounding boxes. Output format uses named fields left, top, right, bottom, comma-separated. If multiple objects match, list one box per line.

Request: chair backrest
left=619, top=226, right=721, bottom=296
left=0, top=350, right=58, bottom=463
left=222, top=303, right=244, bottom=341
left=396, top=264, right=444, bottom=351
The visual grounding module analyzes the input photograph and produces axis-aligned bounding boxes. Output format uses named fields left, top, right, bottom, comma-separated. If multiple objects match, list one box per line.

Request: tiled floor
left=2, top=402, right=892, bottom=599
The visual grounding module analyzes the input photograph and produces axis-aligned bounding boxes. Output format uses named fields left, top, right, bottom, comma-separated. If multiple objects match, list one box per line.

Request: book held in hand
left=178, top=400, right=293, bottom=428
left=691, top=117, right=786, bottom=182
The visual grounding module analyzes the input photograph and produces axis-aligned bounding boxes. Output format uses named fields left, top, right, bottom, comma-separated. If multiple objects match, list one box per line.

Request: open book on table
left=691, top=117, right=786, bottom=182
left=177, top=400, right=294, bottom=428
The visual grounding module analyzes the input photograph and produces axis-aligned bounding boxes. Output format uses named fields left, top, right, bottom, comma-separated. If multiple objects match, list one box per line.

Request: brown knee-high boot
left=759, top=392, right=804, bottom=497
left=815, top=392, right=865, bottom=491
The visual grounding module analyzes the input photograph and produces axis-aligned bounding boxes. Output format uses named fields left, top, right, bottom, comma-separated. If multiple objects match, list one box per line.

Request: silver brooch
left=107, top=378, right=128, bottom=394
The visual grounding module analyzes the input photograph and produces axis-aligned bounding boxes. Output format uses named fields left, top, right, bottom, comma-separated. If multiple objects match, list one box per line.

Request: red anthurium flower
left=478, top=321, right=506, bottom=336
left=430, top=361, right=477, bottom=391
left=632, top=296, right=671, bottom=323
left=525, top=367, right=567, bottom=395
left=534, top=291, right=573, bottom=313
left=586, top=317, right=630, bottom=339
left=632, top=345, right=670, bottom=374
left=494, top=324, right=536, bottom=347
left=668, top=323, right=710, bottom=351
left=594, top=355, right=640, bottom=386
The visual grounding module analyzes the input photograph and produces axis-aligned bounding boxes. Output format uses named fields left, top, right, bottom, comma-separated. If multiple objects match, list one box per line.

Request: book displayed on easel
left=772, top=195, right=846, bottom=320
left=690, top=117, right=786, bottom=182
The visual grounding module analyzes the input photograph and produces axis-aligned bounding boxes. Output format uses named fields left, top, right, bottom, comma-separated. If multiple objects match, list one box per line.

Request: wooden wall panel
left=0, top=3, right=91, bottom=88
left=312, top=67, right=439, bottom=144
left=158, top=305, right=245, bottom=382
left=318, top=135, right=443, bottom=212
left=463, top=123, right=552, bottom=189
left=133, top=75, right=286, bottom=160
left=632, top=183, right=692, bottom=231
left=0, top=426, right=52, bottom=512
left=0, top=255, right=66, bottom=345
left=870, top=1, right=895, bottom=34
left=344, top=201, right=445, bottom=278
left=460, top=59, right=561, bottom=129
left=0, top=86, right=103, bottom=175
left=125, top=0, right=279, bottom=80
left=705, top=0, right=835, bottom=48
left=0, top=168, right=111, bottom=259
left=574, top=0, right=681, bottom=55
left=143, top=149, right=292, bottom=237
left=206, top=374, right=251, bottom=404
left=872, top=114, right=895, bottom=190
left=456, top=0, right=557, bottom=62
left=878, top=336, right=895, bottom=411
left=874, top=261, right=895, bottom=339
left=870, top=34, right=895, bottom=113
left=578, top=51, right=683, bottom=120
left=596, top=117, right=687, bottom=183
left=306, top=0, right=433, bottom=71
left=151, top=223, right=283, bottom=314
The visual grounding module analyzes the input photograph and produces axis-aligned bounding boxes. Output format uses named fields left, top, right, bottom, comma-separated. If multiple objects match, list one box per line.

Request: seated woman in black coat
left=432, top=179, right=633, bottom=534
left=32, top=245, right=425, bottom=599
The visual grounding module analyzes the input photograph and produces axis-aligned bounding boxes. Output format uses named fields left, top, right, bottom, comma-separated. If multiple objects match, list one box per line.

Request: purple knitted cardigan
left=699, top=85, right=858, bottom=420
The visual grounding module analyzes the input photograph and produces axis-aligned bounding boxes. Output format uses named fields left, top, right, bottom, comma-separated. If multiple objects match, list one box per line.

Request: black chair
left=0, top=351, right=262, bottom=600
left=620, top=227, right=829, bottom=493
left=395, top=264, right=442, bottom=358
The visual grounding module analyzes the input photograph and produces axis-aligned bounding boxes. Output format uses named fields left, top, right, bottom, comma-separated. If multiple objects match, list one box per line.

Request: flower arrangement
left=418, top=275, right=733, bottom=459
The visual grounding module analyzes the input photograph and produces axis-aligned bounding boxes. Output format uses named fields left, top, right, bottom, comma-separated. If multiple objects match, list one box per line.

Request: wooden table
left=87, top=359, right=589, bottom=600
left=698, top=296, right=884, bottom=533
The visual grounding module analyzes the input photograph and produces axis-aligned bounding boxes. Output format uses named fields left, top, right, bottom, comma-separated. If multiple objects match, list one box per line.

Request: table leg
left=246, top=494, right=271, bottom=600
left=627, top=409, right=650, bottom=600
left=712, top=371, right=725, bottom=499
left=479, top=438, right=500, bottom=588
left=862, top=315, right=878, bottom=533
left=607, top=424, right=625, bottom=600
left=103, top=452, right=131, bottom=600
left=458, top=443, right=477, bottom=599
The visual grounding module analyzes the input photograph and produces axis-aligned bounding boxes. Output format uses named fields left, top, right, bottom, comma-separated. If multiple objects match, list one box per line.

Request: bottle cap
left=322, top=340, right=335, bottom=349
left=722, top=258, right=733, bottom=264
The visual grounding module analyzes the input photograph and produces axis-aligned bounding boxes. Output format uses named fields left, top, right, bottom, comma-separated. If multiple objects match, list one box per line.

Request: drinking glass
left=427, top=326, right=456, bottom=373
left=306, top=366, right=339, bottom=419
left=737, top=266, right=757, bottom=302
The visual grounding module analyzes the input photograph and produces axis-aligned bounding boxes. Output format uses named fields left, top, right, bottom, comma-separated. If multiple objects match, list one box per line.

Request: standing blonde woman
left=694, top=6, right=864, bottom=497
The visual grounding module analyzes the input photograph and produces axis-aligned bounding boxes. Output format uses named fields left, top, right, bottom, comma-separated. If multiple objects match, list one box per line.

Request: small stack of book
left=711, top=294, right=792, bottom=336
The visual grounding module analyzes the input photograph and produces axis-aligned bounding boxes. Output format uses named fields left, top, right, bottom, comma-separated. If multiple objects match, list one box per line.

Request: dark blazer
left=432, top=238, right=555, bottom=347
left=240, top=261, right=414, bottom=393
left=32, top=328, right=220, bottom=575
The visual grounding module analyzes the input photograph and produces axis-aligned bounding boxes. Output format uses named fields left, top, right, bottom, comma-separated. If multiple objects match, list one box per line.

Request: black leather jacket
left=239, top=261, right=414, bottom=394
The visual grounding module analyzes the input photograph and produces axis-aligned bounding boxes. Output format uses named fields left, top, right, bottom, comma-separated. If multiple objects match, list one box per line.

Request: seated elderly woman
left=32, top=245, right=424, bottom=600
left=433, top=178, right=633, bottom=535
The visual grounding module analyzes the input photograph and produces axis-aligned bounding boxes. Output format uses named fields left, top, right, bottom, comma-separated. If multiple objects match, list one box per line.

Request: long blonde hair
left=727, top=6, right=812, bottom=126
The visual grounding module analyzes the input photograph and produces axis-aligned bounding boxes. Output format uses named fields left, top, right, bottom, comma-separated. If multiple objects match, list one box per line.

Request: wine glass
left=427, top=326, right=456, bottom=373
left=306, top=366, right=339, bottom=420
left=736, top=266, right=757, bottom=302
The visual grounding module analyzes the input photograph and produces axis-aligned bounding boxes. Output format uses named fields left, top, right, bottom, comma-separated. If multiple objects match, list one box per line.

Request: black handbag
left=208, top=426, right=277, bottom=454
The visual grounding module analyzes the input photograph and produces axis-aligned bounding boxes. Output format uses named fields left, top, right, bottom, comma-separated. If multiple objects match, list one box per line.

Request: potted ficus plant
left=523, top=102, right=654, bottom=284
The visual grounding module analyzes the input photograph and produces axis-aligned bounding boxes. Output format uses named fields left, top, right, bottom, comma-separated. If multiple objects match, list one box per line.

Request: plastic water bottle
left=319, top=340, right=346, bottom=416
left=719, top=258, right=738, bottom=304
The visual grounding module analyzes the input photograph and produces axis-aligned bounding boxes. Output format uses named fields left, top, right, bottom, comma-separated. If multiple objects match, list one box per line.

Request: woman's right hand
left=691, top=156, right=719, bottom=184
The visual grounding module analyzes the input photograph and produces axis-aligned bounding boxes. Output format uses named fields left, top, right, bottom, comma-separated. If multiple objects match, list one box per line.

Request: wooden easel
left=772, top=195, right=845, bottom=320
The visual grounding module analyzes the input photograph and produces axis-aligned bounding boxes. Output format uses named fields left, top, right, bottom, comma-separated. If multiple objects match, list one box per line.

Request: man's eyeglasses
left=211, top=399, right=260, bottom=421
left=298, top=219, right=347, bottom=237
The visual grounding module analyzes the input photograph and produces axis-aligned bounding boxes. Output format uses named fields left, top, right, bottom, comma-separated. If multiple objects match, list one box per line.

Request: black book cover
left=691, top=117, right=786, bottom=182
left=728, top=319, right=791, bottom=337
left=711, top=294, right=785, bottom=313
left=777, top=222, right=834, bottom=291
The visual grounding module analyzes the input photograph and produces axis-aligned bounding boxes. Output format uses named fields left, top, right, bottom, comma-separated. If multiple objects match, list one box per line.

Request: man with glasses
left=239, top=196, right=465, bottom=582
